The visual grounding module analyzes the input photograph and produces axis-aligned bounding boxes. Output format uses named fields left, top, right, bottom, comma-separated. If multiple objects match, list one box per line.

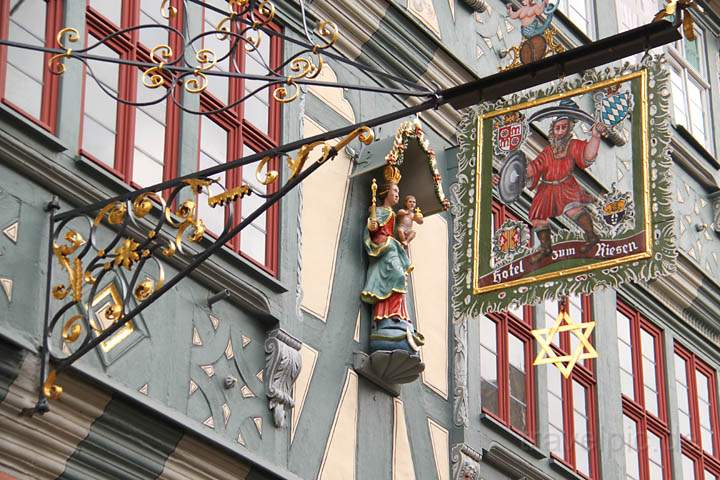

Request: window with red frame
left=480, top=203, right=535, bottom=440
left=195, top=1, right=281, bottom=273
left=617, top=301, right=670, bottom=480
left=544, top=295, right=598, bottom=479
left=80, top=0, right=182, bottom=187
left=0, top=0, right=62, bottom=131
left=675, top=344, right=720, bottom=480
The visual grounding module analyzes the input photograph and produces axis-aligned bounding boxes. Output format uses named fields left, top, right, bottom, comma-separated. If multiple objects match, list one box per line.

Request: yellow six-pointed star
left=531, top=310, right=598, bottom=378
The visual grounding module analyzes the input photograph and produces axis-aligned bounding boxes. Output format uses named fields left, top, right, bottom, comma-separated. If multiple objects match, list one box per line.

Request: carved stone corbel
left=451, top=443, right=482, bottom=480
left=462, top=0, right=488, bottom=12
left=264, top=329, right=302, bottom=428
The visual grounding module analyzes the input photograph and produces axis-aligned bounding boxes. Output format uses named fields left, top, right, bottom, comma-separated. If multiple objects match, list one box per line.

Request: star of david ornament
left=531, top=306, right=598, bottom=378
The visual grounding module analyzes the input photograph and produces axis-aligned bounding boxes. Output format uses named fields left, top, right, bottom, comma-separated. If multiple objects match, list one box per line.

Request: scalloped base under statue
left=353, top=350, right=425, bottom=397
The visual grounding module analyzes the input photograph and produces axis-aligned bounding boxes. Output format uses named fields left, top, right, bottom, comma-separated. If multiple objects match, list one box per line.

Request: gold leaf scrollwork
left=132, top=194, right=153, bottom=218
left=48, top=27, right=79, bottom=75
left=94, top=202, right=127, bottom=226
left=134, top=277, right=155, bottom=301
left=143, top=44, right=173, bottom=89
left=185, top=50, right=217, bottom=94
left=184, top=178, right=213, bottom=193
left=53, top=230, right=87, bottom=303
left=160, top=0, right=177, bottom=18
left=43, top=370, right=63, bottom=400
left=273, top=80, right=299, bottom=104
left=253, top=0, right=276, bottom=28
left=62, top=315, right=83, bottom=343
left=255, top=157, right=278, bottom=186
left=313, top=21, right=339, bottom=51
left=208, top=185, right=252, bottom=207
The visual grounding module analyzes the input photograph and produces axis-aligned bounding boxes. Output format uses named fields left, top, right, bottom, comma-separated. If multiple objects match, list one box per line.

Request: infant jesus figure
left=396, top=195, right=424, bottom=247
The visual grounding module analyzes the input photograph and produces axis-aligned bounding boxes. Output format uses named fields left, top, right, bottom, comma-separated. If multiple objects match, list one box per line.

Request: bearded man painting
left=527, top=99, right=607, bottom=261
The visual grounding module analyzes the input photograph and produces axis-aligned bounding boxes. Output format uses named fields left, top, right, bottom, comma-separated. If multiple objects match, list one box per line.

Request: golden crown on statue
left=384, top=164, right=402, bottom=184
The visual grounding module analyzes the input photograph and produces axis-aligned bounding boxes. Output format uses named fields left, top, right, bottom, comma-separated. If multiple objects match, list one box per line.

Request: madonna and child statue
left=355, top=164, right=426, bottom=391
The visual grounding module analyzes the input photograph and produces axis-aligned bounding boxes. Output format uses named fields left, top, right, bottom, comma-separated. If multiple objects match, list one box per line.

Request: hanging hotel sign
left=452, top=58, right=676, bottom=314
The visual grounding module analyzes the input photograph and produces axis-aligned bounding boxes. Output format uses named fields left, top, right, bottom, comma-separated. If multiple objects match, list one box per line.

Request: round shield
left=498, top=151, right=528, bottom=204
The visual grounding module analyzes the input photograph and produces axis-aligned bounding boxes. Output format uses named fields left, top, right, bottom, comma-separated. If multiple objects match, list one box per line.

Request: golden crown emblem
left=384, top=164, right=402, bottom=184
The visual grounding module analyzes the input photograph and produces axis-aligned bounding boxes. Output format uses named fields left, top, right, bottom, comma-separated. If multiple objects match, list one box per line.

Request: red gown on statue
left=527, top=139, right=593, bottom=221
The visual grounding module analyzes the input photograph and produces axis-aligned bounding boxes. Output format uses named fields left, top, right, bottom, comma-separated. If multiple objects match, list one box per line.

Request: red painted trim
left=0, top=0, right=61, bottom=133
left=82, top=1, right=181, bottom=189
left=617, top=298, right=671, bottom=480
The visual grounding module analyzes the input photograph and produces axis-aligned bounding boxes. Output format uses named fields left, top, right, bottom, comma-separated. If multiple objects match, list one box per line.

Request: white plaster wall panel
left=409, top=215, right=449, bottom=398
left=0, top=356, right=111, bottom=479
left=392, top=398, right=417, bottom=480
left=299, top=117, right=353, bottom=321
left=291, top=344, right=319, bottom=443
left=307, top=64, right=356, bottom=123
left=427, top=418, right=450, bottom=480
left=317, top=369, right=358, bottom=480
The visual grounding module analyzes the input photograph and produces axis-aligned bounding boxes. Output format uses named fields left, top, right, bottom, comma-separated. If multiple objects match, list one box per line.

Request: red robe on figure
left=527, top=139, right=594, bottom=222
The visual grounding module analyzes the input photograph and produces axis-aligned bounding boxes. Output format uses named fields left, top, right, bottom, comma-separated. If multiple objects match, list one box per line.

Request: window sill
left=674, top=124, right=719, bottom=168
left=479, top=413, right=545, bottom=459
left=0, top=103, right=67, bottom=153
left=549, top=456, right=588, bottom=480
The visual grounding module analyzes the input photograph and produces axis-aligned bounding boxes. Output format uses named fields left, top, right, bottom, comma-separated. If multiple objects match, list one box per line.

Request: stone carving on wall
left=264, top=328, right=302, bottom=428
left=450, top=443, right=481, bottom=480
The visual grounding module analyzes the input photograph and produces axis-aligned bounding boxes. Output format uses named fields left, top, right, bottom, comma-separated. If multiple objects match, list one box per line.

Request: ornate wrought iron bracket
left=16, top=2, right=691, bottom=416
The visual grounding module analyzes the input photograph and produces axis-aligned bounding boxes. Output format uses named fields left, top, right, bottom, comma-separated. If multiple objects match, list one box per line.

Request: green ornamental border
left=451, top=56, right=677, bottom=317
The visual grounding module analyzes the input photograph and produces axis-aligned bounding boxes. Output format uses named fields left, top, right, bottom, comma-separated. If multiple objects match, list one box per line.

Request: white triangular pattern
left=237, top=430, right=245, bottom=446
left=685, top=183, right=691, bottom=194
left=505, top=19, right=514, bottom=32
left=688, top=247, right=697, bottom=259
left=138, top=383, right=149, bottom=395
left=679, top=222, right=686, bottom=235
left=192, top=327, right=203, bottom=346
left=701, top=198, right=708, bottom=208
left=222, top=403, right=231, bottom=426
left=256, top=369, right=264, bottom=382
left=3, top=222, right=18, bottom=243
left=677, top=190, right=684, bottom=203
left=713, top=252, right=719, bottom=263
left=253, top=417, right=263, bottom=436
left=694, top=203, right=700, bottom=214
left=476, top=45, right=484, bottom=59
left=483, top=38, right=493, bottom=49
left=203, top=416, right=215, bottom=429
left=448, top=0, right=455, bottom=20
left=0, top=278, right=12, bottom=302
left=200, top=365, right=215, bottom=377
left=241, top=385, right=255, bottom=398
left=225, top=339, right=234, bottom=360
left=242, top=335, right=251, bottom=348
left=209, top=314, right=220, bottom=330
left=189, top=380, right=198, bottom=395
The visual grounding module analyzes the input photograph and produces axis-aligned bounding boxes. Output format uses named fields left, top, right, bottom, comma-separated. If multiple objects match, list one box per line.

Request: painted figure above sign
left=501, top=0, right=564, bottom=71
left=452, top=57, right=676, bottom=314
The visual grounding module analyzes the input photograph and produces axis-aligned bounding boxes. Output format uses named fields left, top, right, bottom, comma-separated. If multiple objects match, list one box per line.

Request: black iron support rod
left=36, top=198, right=60, bottom=414
left=54, top=13, right=683, bottom=221
left=54, top=150, right=335, bottom=371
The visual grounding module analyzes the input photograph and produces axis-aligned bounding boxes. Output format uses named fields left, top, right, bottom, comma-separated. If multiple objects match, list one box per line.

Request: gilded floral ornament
left=114, top=239, right=141, bottom=269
